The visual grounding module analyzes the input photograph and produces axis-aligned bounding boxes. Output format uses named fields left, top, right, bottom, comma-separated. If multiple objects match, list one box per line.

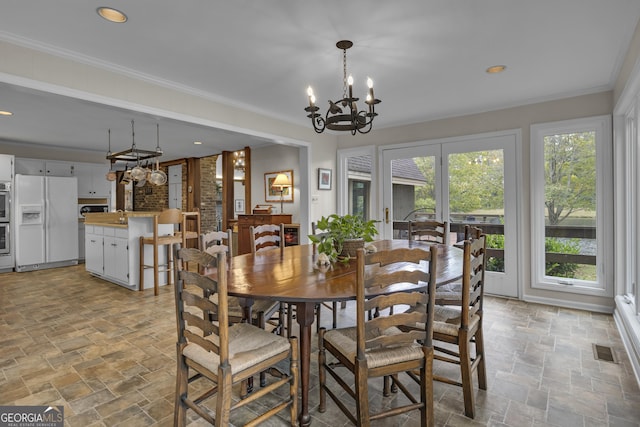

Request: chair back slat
left=459, top=234, right=486, bottom=328
left=408, top=220, right=448, bottom=244
left=202, top=230, right=232, bottom=254
left=356, top=245, right=438, bottom=352
left=250, top=223, right=285, bottom=254
left=158, top=208, right=183, bottom=225
left=174, top=246, right=229, bottom=365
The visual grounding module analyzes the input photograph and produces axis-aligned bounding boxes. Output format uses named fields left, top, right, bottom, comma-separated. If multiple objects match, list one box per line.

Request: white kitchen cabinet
left=74, top=163, right=111, bottom=198
left=0, top=154, right=14, bottom=181
left=85, top=225, right=104, bottom=275
left=15, top=158, right=74, bottom=176
left=84, top=215, right=172, bottom=290
left=103, top=231, right=129, bottom=284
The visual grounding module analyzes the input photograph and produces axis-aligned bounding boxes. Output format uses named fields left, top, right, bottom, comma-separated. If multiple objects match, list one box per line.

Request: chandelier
left=304, top=40, right=381, bottom=135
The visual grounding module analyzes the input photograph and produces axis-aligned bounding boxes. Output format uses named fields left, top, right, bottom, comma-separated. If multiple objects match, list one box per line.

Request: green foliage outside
left=544, top=237, right=580, bottom=278
left=544, top=132, right=596, bottom=225
left=408, top=139, right=594, bottom=279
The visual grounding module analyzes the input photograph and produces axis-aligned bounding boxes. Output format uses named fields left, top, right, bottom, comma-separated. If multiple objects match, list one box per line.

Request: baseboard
left=614, top=296, right=640, bottom=388
left=522, top=294, right=613, bottom=314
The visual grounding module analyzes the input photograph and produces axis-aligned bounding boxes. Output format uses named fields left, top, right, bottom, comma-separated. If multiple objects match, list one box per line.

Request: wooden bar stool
left=181, top=209, right=201, bottom=249
left=139, top=208, right=183, bottom=295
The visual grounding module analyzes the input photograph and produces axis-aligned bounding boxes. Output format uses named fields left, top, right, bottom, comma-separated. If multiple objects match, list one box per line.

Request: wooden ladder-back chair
left=181, top=209, right=201, bottom=249
left=408, top=219, right=449, bottom=244
left=201, top=229, right=285, bottom=386
left=435, top=225, right=483, bottom=305
left=139, top=208, right=183, bottom=296
left=318, top=246, right=438, bottom=426
left=432, top=233, right=487, bottom=419
left=172, top=246, right=299, bottom=427
left=249, top=223, right=290, bottom=335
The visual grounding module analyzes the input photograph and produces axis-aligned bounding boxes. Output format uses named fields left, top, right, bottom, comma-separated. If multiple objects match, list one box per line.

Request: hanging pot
left=130, top=165, right=146, bottom=181
left=105, top=170, right=117, bottom=181
left=149, top=156, right=167, bottom=185
left=149, top=168, right=167, bottom=185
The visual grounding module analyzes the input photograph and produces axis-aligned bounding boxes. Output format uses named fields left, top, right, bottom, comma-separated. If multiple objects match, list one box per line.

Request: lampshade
left=272, top=173, right=291, bottom=188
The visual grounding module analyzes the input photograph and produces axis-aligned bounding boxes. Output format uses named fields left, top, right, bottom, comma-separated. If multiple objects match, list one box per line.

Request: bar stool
left=181, top=209, right=201, bottom=249
left=139, top=208, right=182, bottom=295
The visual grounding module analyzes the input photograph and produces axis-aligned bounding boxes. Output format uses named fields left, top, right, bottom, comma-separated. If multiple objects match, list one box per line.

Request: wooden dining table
left=227, top=239, right=463, bottom=426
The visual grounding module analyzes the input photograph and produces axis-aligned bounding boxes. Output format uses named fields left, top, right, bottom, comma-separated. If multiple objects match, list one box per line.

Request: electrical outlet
left=311, top=195, right=319, bottom=203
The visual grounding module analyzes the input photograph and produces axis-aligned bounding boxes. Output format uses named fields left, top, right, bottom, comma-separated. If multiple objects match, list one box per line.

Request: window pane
left=347, top=155, right=372, bottom=220
left=448, top=150, right=505, bottom=272
left=543, top=132, right=597, bottom=282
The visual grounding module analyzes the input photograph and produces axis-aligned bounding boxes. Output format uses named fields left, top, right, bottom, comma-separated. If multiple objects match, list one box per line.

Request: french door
left=381, top=131, right=519, bottom=297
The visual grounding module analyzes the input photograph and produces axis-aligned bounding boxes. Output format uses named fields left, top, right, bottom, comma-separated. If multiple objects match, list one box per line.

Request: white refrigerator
left=15, top=174, right=78, bottom=272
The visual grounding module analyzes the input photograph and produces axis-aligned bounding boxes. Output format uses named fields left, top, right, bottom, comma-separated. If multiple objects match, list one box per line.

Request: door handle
left=385, top=207, right=389, bottom=224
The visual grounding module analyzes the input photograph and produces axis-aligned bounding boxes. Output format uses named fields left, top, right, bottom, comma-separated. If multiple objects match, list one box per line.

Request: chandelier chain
left=342, top=47, right=348, bottom=100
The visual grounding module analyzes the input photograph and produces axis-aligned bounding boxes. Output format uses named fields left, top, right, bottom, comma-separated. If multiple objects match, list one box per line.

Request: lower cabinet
left=84, top=216, right=173, bottom=290
left=104, top=235, right=129, bottom=284
left=85, top=229, right=103, bottom=275
left=85, top=225, right=132, bottom=288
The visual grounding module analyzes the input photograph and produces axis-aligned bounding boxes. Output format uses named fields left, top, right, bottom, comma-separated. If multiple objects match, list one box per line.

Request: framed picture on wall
left=318, top=168, right=332, bottom=190
left=264, top=170, right=294, bottom=203
left=234, top=199, right=245, bottom=213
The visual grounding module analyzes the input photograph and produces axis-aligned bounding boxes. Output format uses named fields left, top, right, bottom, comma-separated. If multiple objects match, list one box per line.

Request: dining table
left=226, top=239, right=463, bottom=426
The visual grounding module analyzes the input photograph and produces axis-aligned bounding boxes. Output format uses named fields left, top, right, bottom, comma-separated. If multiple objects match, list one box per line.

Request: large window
left=531, top=116, right=613, bottom=295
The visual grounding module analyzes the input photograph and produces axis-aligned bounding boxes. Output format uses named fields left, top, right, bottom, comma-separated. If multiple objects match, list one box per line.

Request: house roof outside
left=348, top=156, right=426, bottom=183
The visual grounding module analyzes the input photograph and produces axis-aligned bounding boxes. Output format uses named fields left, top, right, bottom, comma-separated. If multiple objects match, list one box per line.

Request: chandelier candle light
left=305, top=40, right=381, bottom=135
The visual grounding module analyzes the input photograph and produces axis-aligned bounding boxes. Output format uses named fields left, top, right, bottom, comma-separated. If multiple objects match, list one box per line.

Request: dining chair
left=139, top=208, right=183, bottom=296
left=201, top=229, right=285, bottom=386
left=249, top=223, right=290, bottom=335
left=408, top=219, right=449, bottom=244
left=172, top=246, right=299, bottom=427
left=432, top=233, right=487, bottom=419
left=435, top=225, right=483, bottom=305
left=318, top=245, right=438, bottom=426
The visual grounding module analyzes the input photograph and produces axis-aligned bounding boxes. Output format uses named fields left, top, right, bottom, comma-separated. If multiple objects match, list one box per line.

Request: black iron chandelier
left=304, top=40, right=381, bottom=135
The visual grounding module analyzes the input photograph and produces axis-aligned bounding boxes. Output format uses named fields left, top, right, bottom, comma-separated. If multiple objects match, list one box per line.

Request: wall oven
left=0, top=182, right=10, bottom=223
left=0, top=222, right=9, bottom=255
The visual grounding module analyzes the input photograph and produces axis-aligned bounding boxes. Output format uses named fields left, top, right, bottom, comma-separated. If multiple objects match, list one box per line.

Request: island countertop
left=84, top=211, right=163, bottom=227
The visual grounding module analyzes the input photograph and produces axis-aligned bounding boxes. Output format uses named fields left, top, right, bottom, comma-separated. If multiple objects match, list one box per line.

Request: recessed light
left=486, top=65, right=507, bottom=74
left=0, top=110, right=13, bottom=116
left=194, top=141, right=202, bottom=145
left=97, top=7, right=128, bottom=23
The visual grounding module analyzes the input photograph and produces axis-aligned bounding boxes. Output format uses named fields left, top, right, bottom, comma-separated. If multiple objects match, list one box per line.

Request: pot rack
left=106, top=120, right=162, bottom=165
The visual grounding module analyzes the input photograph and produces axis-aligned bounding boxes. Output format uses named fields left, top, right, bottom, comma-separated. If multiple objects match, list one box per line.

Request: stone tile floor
left=0, top=264, right=639, bottom=426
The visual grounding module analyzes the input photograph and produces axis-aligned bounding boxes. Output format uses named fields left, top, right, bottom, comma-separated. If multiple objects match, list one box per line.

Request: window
left=531, top=116, right=613, bottom=295
left=337, top=146, right=377, bottom=220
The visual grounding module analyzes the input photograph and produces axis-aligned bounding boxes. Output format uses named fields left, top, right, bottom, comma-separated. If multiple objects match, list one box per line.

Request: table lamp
left=271, top=173, right=291, bottom=213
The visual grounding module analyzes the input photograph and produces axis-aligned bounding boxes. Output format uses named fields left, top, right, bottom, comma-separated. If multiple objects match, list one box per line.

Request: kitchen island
left=84, top=212, right=174, bottom=291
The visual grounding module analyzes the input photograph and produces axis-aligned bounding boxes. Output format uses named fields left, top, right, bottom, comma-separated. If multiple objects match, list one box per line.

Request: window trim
left=530, top=115, right=613, bottom=296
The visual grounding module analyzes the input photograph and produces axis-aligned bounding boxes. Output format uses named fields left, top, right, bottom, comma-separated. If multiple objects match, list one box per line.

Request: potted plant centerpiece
left=309, top=214, right=379, bottom=264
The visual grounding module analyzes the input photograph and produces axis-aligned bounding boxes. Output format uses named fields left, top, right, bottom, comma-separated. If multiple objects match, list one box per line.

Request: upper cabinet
left=15, top=158, right=74, bottom=176
left=74, top=163, right=111, bottom=198
left=0, top=154, right=14, bottom=181
left=14, top=158, right=111, bottom=198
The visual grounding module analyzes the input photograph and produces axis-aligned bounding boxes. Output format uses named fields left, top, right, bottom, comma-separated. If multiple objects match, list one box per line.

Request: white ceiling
left=0, top=1, right=639, bottom=161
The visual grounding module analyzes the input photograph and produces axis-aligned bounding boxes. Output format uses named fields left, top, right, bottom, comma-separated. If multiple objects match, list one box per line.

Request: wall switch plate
left=311, top=195, right=319, bottom=203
